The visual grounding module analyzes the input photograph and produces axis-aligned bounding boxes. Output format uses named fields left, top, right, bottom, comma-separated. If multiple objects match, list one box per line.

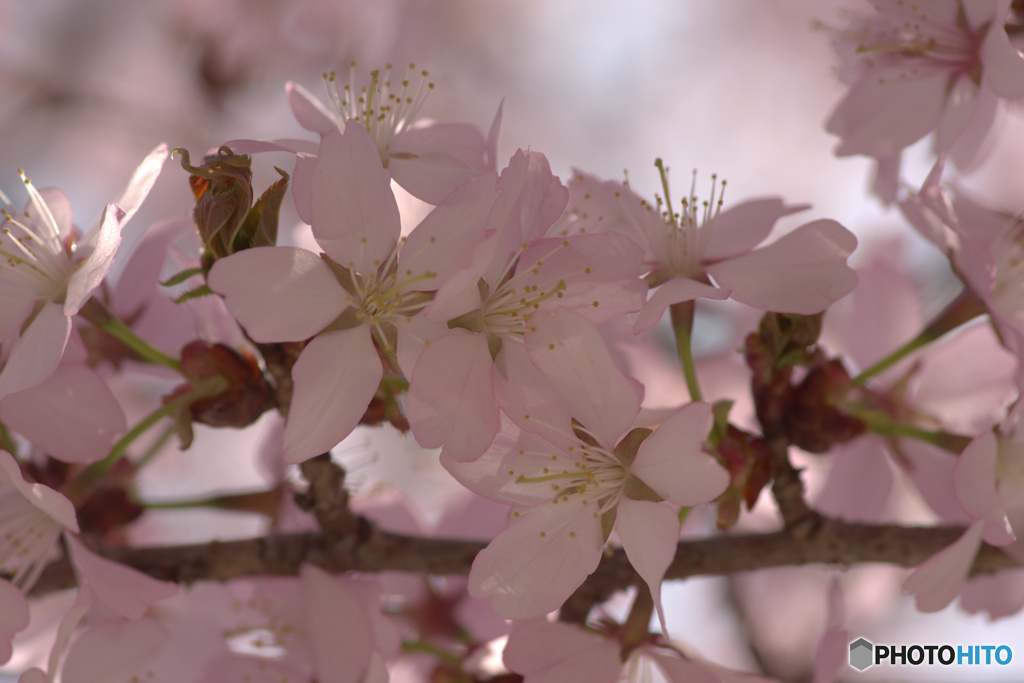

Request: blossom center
left=0, top=173, right=73, bottom=299
left=512, top=419, right=628, bottom=514
left=323, top=63, right=434, bottom=164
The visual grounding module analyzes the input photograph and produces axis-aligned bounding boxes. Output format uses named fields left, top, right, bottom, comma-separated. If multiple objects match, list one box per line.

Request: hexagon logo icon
left=849, top=638, right=874, bottom=671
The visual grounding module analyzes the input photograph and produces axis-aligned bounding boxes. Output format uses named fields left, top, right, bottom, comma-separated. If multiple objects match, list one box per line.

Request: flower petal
left=616, top=498, right=680, bottom=635
left=525, top=308, right=640, bottom=446
left=407, top=332, right=499, bottom=462
left=902, top=520, right=984, bottom=613
left=0, top=302, right=70, bottom=398
left=707, top=220, right=857, bottom=314
left=0, top=451, right=78, bottom=531
left=287, top=81, right=337, bottom=134
left=61, top=617, right=166, bottom=683
left=634, top=277, right=729, bottom=333
left=207, top=246, right=347, bottom=343
left=503, top=619, right=621, bottom=683
left=469, top=502, right=603, bottom=619
left=702, top=198, right=809, bottom=261
left=631, top=402, right=729, bottom=506
left=284, top=327, right=383, bottom=463
left=66, top=534, right=177, bottom=620
left=0, top=366, right=126, bottom=464
left=301, top=564, right=374, bottom=683
left=954, top=432, right=1014, bottom=544
left=311, top=127, right=400, bottom=272
left=981, top=12, right=1024, bottom=99
left=0, top=579, right=29, bottom=665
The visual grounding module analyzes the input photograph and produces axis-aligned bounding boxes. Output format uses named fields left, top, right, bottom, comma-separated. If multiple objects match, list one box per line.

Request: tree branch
left=31, top=517, right=1018, bottom=600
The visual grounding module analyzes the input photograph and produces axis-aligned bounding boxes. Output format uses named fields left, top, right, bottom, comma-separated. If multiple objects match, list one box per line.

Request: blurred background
left=3, top=0, right=1024, bottom=680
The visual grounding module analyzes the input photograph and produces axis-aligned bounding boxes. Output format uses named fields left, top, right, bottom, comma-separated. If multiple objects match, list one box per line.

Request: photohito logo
left=848, top=638, right=1012, bottom=671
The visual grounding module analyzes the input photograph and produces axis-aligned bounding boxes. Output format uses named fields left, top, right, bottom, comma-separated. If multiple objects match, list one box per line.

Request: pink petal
left=487, top=150, right=568, bottom=252
left=0, top=365, right=126, bottom=464
left=0, top=295, right=33, bottom=343
left=634, top=277, right=729, bottom=333
left=525, top=308, right=640, bottom=446
left=399, top=171, right=499, bottom=286
left=934, top=76, right=979, bottom=153
left=616, top=498, right=680, bottom=635
left=469, top=502, right=603, bottom=619
left=485, top=100, right=504, bottom=170
left=902, top=520, right=984, bottom=613
left=981, top=13, right=1024, bottom=99
left=66, top=534, right=177, bottom=619
left=0, top=579, right=29, bottom=665
left=18, top=670, right=48, bottom=683
left=390, top=123, right=489, bottom=204
left=0, top=450, right=79, bottom=532
left=826, top=73, right=948, bottom=157
left=61, top=617, right=166, bottom=683
left=813, top=437, right=894, bottom=523
left=311, top=127, right=400, bottom=272
left=407, top=332, right=499, bottom=462
left=110, top=143, right=169, bottom=226
left=284, top=327, right=382, bottom=463
left=494, top=342, right=577, bottom=452
left=503, top=619, right=620, bottom=683
left=631, top=402, right=729, bottom=506
left=207, top=247, right=347, bottom=343
left=287, top=81, right=336, bottom=134
left=65, top=202, right=126, bottom=315
left=0, top=302, right=70, bottom=398
left=702, top=198, right=809, bottom=261
left=954, top=432, right=1015, bottom=544
left=301, top=564, right=373, bottom=683
left=292, top=152, right=317, bottom=225
left=707, top=220, right=858, bottom=314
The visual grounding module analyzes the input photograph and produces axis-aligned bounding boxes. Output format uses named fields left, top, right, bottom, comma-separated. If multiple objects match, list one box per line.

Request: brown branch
left=31, top=517, right=1019, bottom=600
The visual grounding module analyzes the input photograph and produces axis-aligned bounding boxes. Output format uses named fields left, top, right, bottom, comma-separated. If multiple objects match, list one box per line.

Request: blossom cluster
left=2, top=0, right=1024, bottom=680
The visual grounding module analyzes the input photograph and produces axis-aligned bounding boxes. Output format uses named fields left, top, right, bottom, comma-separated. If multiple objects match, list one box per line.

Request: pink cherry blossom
left=209, top=122, right=498, bottom=463
left=900, top=181, right=1024, bottom=364
left=559, top=170, right=857, bottom=332
left=823, top=0, right=1024, bottom=193
left=288, top=63, right=502, bottom=204
left=407, top=151, right=646, bottom=462
left=445, top=309, right=729, bottom=626
left=0, top=144, right=168, bottom=398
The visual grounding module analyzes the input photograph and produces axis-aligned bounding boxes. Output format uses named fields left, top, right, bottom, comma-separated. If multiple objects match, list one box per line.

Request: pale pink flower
left=824, top=0, right=1024, bottom=189
left=901, top=181, right=1024, bottom=363
left=287, top=63, right=502, bottom=204
left=208, top=123, right=498, bottom=463
left=0, top=144, right=168, bottom=397
left=445, top=309, right=729, bottom=627
left=560, top=170, right=857, bottom=332
left=407, top=152, right=646, bottom=463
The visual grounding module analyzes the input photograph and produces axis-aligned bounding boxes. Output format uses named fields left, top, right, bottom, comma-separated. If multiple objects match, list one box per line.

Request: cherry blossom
left=824, top=0, right=1024, bottom=196
left=209, top=122, right=497, bottom=462
left=0, top=144, right=168, bottom=397
left=559, top=169, right=857, bottom=332
left=445, top=309, right=729, bottom=626
left=407, top=151, right=646, bottom=462
left=287, top=63, right=502, bottom=204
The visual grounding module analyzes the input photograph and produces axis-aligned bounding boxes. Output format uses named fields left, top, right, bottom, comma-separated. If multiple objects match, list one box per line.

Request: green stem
left=855, top=409, right=972, bottom=454
left=400, top=639, right=463, bottom=665
left=850, top=289, right=986, bottom=389
left=61, top=377, right=228, bottom=503
left=78, top=297, right=181, bottom=372
left=670, top=300, right=702, bottom=402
